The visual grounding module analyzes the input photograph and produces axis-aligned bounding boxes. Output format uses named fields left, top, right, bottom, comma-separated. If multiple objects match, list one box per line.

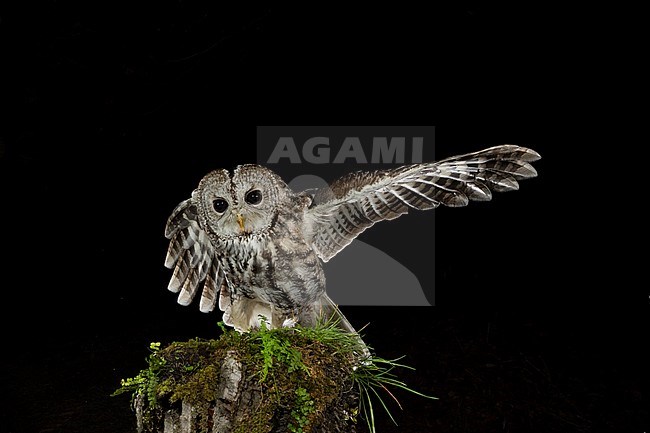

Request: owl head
left=196, top=164, right=292, bottom=239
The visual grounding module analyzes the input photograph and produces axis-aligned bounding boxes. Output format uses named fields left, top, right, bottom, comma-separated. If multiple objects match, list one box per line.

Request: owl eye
left=245, top=190, right=263, bottom=205
left=212, top=197, right=229, bottom=213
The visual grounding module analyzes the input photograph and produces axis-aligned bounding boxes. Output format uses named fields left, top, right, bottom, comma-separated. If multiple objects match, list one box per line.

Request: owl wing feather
left=305, top=145, right=540, bottom=262
left=164, top=191, right=224, bottom=313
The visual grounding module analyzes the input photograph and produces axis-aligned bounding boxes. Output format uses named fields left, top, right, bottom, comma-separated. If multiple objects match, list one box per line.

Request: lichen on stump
left=124, top=324, right=361, bottom=433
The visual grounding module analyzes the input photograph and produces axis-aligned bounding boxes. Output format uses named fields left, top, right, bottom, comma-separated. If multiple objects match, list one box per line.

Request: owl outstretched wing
left=305, top=145, right=541, bottom=262
left=164, top=191, right=224, bottom=312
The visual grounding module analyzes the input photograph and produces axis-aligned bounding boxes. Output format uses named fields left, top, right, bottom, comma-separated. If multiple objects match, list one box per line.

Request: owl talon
left=282, top=317, right=298, bottom=328
left=253, top=314, right=272, bottom=329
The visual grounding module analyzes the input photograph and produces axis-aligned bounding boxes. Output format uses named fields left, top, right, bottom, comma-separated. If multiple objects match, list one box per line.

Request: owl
left=164, top=145, right=540, bottom=338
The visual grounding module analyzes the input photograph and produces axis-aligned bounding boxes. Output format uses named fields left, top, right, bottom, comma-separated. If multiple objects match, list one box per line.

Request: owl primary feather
left=164, top=145, right=540, bottom=341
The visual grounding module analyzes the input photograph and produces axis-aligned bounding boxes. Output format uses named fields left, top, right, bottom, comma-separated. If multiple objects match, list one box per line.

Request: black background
left=1, top=2, right=645, bottom=433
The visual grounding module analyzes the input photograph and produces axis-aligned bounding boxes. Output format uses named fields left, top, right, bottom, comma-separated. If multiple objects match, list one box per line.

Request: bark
left=134, top=347, right=359, bottom=433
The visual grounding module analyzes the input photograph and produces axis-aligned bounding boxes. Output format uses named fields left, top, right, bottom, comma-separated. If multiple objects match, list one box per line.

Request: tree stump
left=128, top=327, right=361, bottom=433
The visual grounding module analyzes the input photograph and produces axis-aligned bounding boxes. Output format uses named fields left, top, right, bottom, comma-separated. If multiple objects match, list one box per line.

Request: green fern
left=113, top=321, right=437, bottom=432
left=112, top=342, right=166, bottom=407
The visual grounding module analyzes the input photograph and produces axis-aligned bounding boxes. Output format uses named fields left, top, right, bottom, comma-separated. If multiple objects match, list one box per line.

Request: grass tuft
left=113, top=318, right=436, bottom=432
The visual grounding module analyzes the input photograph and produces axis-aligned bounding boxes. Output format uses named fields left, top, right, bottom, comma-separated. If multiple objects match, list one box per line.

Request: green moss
left=232, top=404, right=274, bottom=433
left=114, top=321, right=435, bottom=433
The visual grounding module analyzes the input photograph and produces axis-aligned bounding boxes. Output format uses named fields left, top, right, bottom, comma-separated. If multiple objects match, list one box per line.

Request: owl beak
left=236, top=213, right=246, bottom=233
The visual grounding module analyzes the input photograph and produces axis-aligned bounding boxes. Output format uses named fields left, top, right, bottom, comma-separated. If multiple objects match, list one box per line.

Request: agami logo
left=267, top=136, right=425, bottom=164
left=257, top=126, right=436, bottom=307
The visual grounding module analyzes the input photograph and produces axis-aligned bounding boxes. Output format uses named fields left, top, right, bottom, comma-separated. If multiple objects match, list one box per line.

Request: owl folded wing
left=164, top=191, right=224, bottom=312
left=305, top=145, right=541, bottom=262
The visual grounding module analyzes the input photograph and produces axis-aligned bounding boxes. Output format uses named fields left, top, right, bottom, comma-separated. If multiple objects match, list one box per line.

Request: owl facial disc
left=196, top=165, right=293, bottom=240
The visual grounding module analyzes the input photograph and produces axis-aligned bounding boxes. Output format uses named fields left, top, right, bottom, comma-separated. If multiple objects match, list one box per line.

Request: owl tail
left=312, top=294, right=371, bottom=360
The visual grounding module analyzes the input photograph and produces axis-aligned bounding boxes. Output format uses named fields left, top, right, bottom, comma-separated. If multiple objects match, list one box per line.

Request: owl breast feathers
left=163, top=144, right=540, bottom=335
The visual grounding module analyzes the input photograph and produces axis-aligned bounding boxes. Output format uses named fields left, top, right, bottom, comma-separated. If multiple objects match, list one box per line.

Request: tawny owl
left=164, top=145, right=540, bottom=337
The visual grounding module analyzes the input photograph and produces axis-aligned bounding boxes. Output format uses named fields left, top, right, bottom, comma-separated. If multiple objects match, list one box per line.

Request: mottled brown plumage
left=164, top=145, right=540, bottom=346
